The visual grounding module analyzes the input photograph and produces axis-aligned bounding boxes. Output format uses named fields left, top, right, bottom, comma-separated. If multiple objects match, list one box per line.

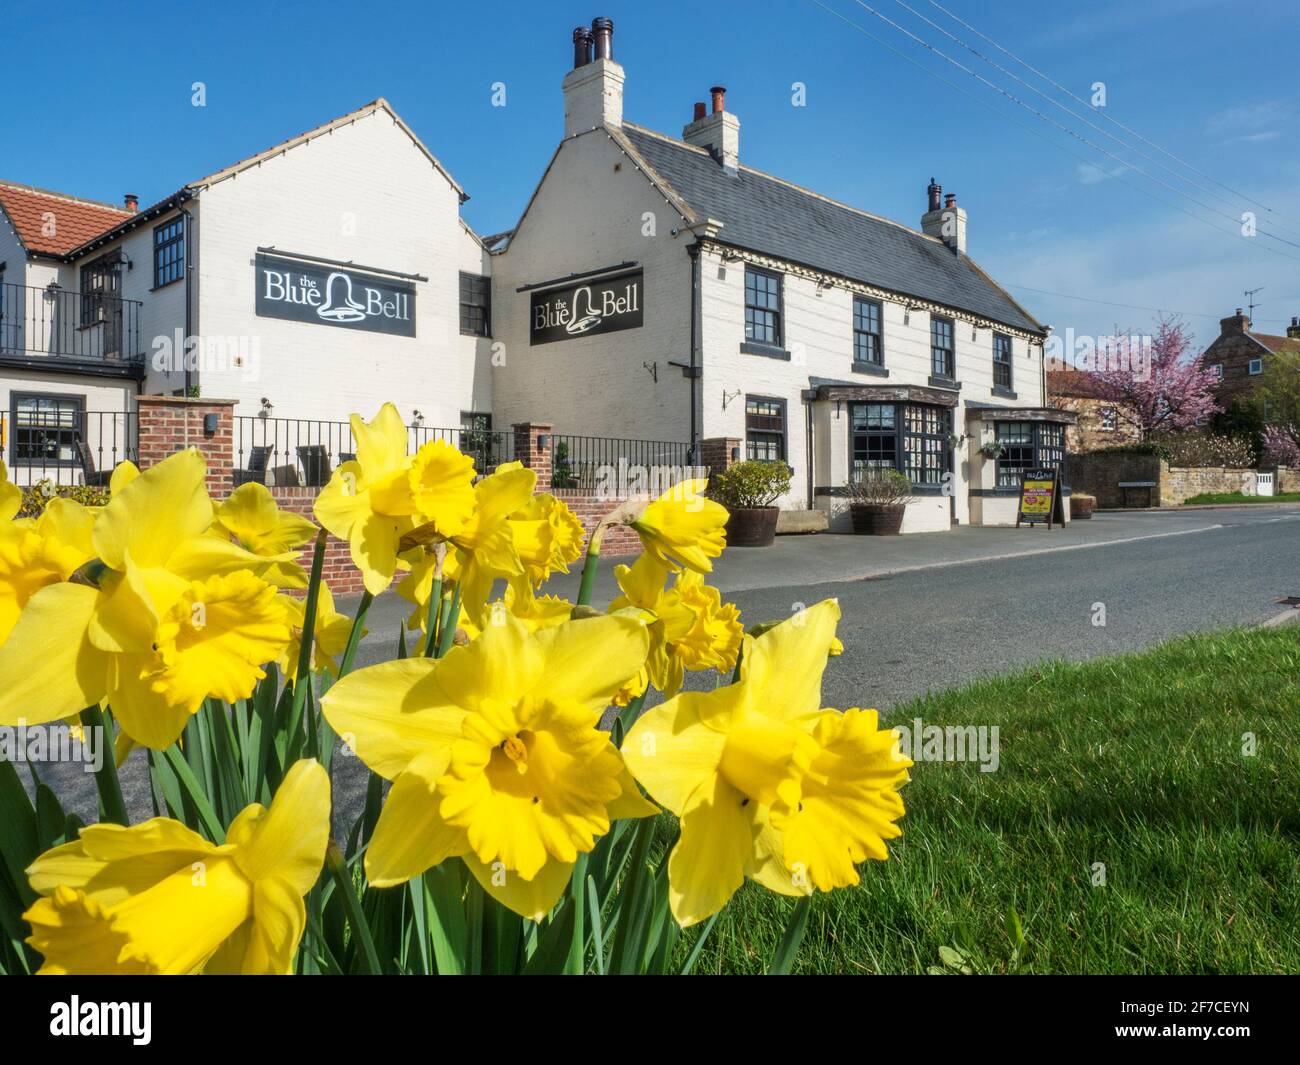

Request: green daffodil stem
left=423, top=576, right=443, bottom=658
left=80, top=705, right=128, bottom=826
left=575, top=524, right=606, bottom=610
left=292, top=530, right=329, bottom=760
left=436, top=583, right=461, bottom=658
left=338, top=590, right=374, bottom=678
left=326, top=842, right=381, bottom=974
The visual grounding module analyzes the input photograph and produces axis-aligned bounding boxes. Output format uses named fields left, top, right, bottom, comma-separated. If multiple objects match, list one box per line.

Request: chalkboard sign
left=1016, top=468, right=1061, bottom=529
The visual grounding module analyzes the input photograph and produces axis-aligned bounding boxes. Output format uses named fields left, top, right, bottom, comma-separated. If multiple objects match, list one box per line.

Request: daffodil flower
left=23, top=760, right=330, bottom=974
left=321, top=613, right=656, bottom=920
left=441, top=461, right=537, bottom=617
left=610, top=553, right=742, bottom=696
left=622, top=599, right=911, bottom=927
left=507, top=493, right=585, bottom=607
left=213, top=482, right=318, bottom=588
left=0, top=459, right=21, bottom=520
left=628, top=478, right=728, bottom=574
left=0, top=497, right=95, bottom=644
left=277, top=582, right=356, bottom=677
left=316, top=405, right=476, bottom=596
left=0, top=450, right=288, bottom=749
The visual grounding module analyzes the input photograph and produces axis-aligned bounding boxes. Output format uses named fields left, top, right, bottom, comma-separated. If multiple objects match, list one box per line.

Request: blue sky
left=4, top=0, right=1298, bottom=347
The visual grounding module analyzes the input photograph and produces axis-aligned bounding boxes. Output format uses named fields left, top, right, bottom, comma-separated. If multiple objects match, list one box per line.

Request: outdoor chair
left=297, top=444, right=331, bottom=488
left=74, top=436, right=113, bottom=488
left=234, top=445, right=272, bottom=487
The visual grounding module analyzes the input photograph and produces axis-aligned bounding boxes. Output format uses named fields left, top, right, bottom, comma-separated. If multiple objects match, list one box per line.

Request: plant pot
left=1071, top=496, right=1095, bottom=519
left=725, top=506, right=779, bottom=547
left=849, top=503, right=906, bottom=535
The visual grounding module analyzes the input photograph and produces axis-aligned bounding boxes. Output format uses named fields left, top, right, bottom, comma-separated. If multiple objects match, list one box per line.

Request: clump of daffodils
left=0, top=406, right=910, bottom=976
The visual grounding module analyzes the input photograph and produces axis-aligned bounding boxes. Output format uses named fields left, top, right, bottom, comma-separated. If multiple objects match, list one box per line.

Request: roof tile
left=0, top=183, right=133, bottom=256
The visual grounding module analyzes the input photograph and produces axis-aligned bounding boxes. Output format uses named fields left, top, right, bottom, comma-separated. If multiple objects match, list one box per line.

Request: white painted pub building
left=0, top=16, right=1071, bottom=528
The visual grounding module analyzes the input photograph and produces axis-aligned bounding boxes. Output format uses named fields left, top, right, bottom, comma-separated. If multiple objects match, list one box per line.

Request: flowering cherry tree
left=1079, top=321, right=1221, bottom=440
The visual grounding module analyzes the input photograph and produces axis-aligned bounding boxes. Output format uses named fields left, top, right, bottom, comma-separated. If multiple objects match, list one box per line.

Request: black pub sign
left=255, top=253, right=416, bottom=337
left=529, top=269, right=643, bottom=345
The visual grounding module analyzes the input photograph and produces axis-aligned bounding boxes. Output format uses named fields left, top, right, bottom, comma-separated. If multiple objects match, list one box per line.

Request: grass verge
left=673, top=625, right=1300, bottom=974
left=1184, top=491, right=1300, bottom=505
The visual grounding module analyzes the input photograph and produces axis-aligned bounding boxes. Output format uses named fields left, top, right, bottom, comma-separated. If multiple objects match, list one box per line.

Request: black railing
left=0, top=282, right=144, bottom=363
left=549, top=434, right=696, bottom=491
left=234, top=418, right=517, bottom=489
left=0, top=410, right=138, bottom=488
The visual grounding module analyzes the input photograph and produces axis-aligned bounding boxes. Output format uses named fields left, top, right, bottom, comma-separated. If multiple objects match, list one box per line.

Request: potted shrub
left=708, top=460, right=792, bottom=547
left=845, top=469, right=913, bottom=535
left=1071, top=492, right=1096, bottom=519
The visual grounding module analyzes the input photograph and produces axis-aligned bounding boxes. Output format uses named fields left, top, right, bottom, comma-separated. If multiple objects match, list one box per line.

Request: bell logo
left=316, top=272, right=367, bottom=323
left=565, top=286, right=603, bottom=335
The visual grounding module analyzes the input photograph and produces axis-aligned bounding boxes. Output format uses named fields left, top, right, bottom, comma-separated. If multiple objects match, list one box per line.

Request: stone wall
left=1163, top=466, right=1257, bottom=505
left=1067, top=448, right=1282, bottom=507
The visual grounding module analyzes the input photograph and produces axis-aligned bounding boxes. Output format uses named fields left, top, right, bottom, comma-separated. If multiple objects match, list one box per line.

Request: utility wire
left=1000, top=282, right=1295, bottom=328
left=927, top=0, right=1292, bottom=224
left=847, top=0, right=1300, bottom=253
left=895, top=0, right=1300, bottom=245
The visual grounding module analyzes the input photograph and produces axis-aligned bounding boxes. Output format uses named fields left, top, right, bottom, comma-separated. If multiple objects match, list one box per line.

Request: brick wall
left=1063, top=452, right=1161, bottom=509
left=137, top=396, right=236, bottom=496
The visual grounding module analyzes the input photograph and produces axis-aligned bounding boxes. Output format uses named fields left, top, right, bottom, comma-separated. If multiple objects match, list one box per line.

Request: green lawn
left=1184, top=491, right=1300, bottom=505
left=672, top=626, right=1300, bottom=974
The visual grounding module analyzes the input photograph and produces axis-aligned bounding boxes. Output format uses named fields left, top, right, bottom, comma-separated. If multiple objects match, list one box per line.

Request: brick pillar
left=513, top=422, right=553, bottom=489
left=700, top=436, right=742, bottom=478
left=136, top=396, right=237, bottom=497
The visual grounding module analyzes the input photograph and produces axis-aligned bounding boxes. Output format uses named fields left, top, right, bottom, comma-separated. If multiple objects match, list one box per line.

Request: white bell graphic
left=317, top=272, right=367, bottom=323
left=565, top=285, right=603, bottom=335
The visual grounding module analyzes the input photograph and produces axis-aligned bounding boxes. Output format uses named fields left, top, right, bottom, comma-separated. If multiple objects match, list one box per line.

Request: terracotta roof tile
left=1251, top=332, right=1300, bottom=354
left=1046, top=368, right=1111, bottom=399
left=0, top=182, right=134, bottom=256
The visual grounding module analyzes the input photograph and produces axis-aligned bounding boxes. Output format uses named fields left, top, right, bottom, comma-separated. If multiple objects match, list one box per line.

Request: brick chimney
left=921, top=179, right=967, bottom=254
left=563, top=17, right=624, bottom=136
left=1287, top=316, right=1300, bottom=339
left=124, top=193, right=138, bottom=213
left=683, top=85, right=740, bottom=173
left=1219, top=308, right=1250, bottom=336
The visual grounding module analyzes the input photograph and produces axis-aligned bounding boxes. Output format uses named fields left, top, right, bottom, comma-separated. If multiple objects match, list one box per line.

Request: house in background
left=489, top=18, right=1074, bottom=529
left=0, top=100, right=493, bottom=486
left=1046, top=369, right=1139, bottom=452
left=1200, top=308, right=1300, bottom=415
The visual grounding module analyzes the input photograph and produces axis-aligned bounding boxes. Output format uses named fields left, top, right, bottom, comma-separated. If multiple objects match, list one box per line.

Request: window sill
left=741, top=341, right=791, bottom=361
left=151, top=278, right=183, bottom=293
left=928, top=375, right=961, bottom=390
left=992, top=385, right=1017, bottom=399
left=851, top=361, right=889, bottom=378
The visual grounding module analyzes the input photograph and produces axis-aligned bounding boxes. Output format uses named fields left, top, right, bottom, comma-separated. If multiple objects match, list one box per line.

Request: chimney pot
left=945, top=193, right=957, bottom=208
left=710, top=86, right=727, bottom=113
left=927, top=178, right=941, bottom=212
left=1287, top=315, right=1300, bottom=339
left=693, top=101, right=707, bottom=122
left=591, top=16, right=614, bottom=61
left=124, top=193, right=138, bottom=212
left=572, top=26, right=593, bottom=69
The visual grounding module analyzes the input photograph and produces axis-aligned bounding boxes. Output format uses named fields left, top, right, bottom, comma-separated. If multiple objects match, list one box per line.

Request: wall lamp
left=203, top=413, right=219, bottom=436
left=730, top=446, right=741, bottom=462
left=537, top=434, right=551, bottom=451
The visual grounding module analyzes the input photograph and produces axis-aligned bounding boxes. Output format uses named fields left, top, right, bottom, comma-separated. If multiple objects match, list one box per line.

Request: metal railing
left=0, top=282, right=144, bottom=363
left=234, top=418, right=517, bottom=488
left=0, top=410, right=138, bottom=488
left=549, top=434, right=695, bottom=491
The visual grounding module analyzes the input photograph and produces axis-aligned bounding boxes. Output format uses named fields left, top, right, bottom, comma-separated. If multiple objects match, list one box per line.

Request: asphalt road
left=20, top=506, right=1300, bottom=833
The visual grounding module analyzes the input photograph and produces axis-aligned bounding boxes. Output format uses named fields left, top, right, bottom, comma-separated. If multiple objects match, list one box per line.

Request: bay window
left=851, top=401, right=951, bottom=487
left=995, top=421, right=1066, bottom=488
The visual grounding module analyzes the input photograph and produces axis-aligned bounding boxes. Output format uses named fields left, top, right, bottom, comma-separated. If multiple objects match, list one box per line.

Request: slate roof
left=0, top=182, right=134, bottom=255
left=621, top=124, right=1043, bottom=335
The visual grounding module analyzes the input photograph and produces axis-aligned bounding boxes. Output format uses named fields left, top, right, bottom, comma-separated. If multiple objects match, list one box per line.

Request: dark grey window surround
left=930, top=314, right=956, bottom=381
left=10, top=391, right=85, bottom=468
left=744, top=265, right=782, bottom=347
left=153, top=218, right=185, bottom=289
left=993, top=332, right=1015, bottom=397
left=745, top=395, right=787, bottom=462
left=458, top=273, right=491, bottom=337
left=850, top=400, right=951, bottom=492
left=853, top=296, right=883, bottom=368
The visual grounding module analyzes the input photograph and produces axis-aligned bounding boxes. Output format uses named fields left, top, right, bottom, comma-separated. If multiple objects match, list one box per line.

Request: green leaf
left=161, top=745, right=225, bottom=843
left=423, top=863, right=468, bottom=975
left=766, top=895, right=812, bottom=975
left=678, top=913, right=719, bottom=975
left=522, top=897, right=577, bottom=975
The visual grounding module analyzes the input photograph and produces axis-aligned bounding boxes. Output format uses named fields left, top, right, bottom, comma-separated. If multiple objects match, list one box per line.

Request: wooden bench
left=1117, top=480, right=1157, bottom=508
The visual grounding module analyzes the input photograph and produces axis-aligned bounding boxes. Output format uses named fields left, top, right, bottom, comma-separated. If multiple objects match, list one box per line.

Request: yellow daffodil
left=622, top=599, right=911, bottom=927
left=315, top=406, right=476, bottom=596
left=277, top=583, right=355, bottom=677
left=23, top=760, right=330, bottom=974
left=441, top=461, right=536, bottom=617
left=610, top=554, right=742, bottom=696
left=628, top=478, right=728, bottom=574
left=0, top=498, right=95, bottom=644
left=321, top=613, right=656, bottom=920
left=0, top=459, right=20, bottom=520
left=0, top=450, right=288, bottom=749
left=108, top=459, right=139, bottom=497
left=454, top=590, right=575, bottom=642
left=507, top=493, right=585, bottom=606
left=212, top=482, right=318, bottom=588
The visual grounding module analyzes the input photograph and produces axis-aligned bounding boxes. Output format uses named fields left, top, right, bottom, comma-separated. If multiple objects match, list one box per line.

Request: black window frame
left=458, top=272, right=491, bottom=337
left=153, top=218, right=185, bottom=289
left=744, top=265, right=783, bottom=347
left=852, top=296, right=883, bottom=367
left=995, top=420, right=1066, bottom=488
left=850, top=401, right=951, bottom=490
left=930, top=315, right=955, bottom=380
left=744, top=395, right=787, bottom=462
left=79, top=252, right=122, bottom=326
left=10, top=391, right=85, bottom=468
left=993, top=332, right=1013, bottom=391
